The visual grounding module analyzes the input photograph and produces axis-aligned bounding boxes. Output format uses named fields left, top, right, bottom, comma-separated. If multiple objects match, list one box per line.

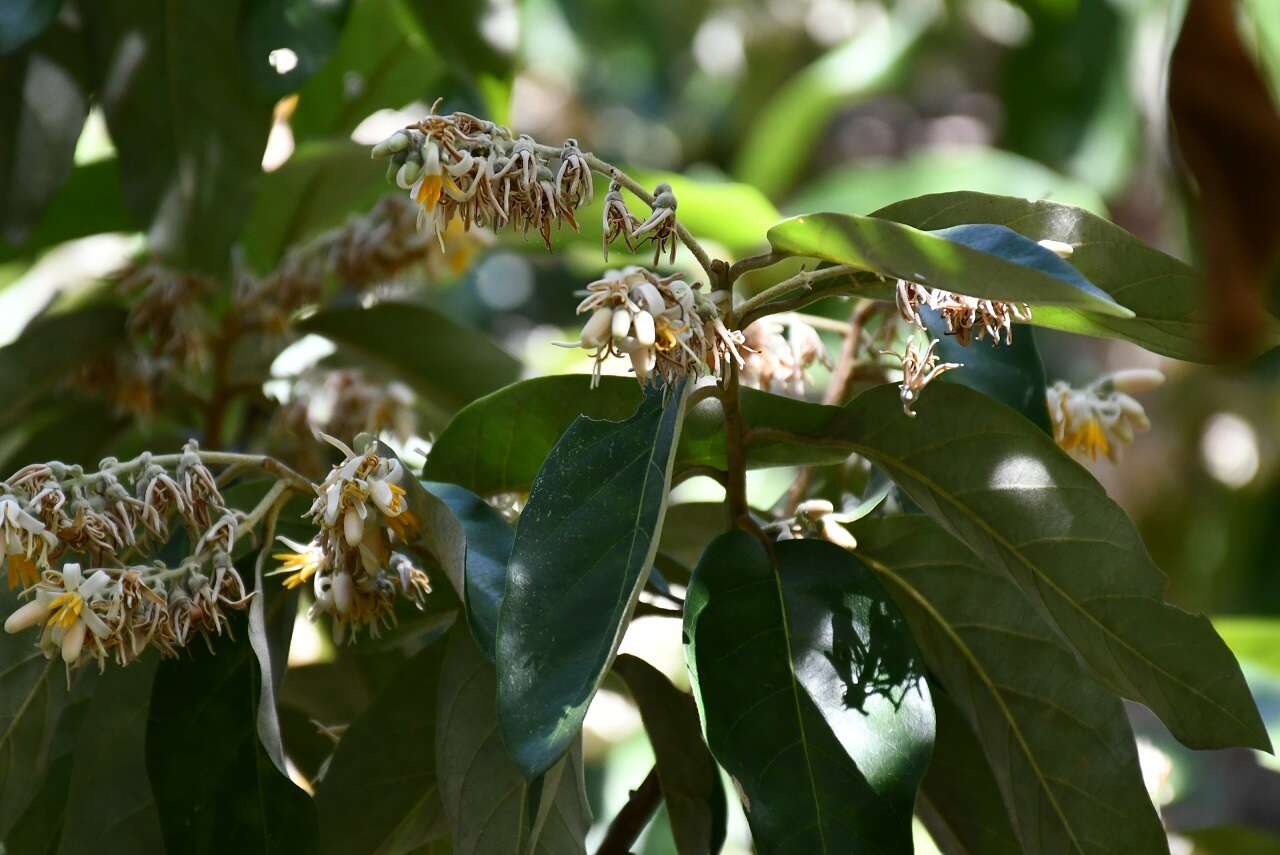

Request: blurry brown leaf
left=1169, top=0, right=1280, bottom=359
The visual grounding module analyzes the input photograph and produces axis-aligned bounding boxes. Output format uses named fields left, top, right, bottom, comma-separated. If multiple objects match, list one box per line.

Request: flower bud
left=369, top=479, right=395, bottom=516
left=343, top=507, right=365, bottom=547
left=821, top=516, right=858, bottom=551
left=580, top=308, right=613, bottom=348
left=4, top=599, right=49, bottom=633
left=61, top=620, right=86, bottom=664
left=1037, top=239, right=1074, bottom=258
left=611, top=308, right=632, bottom=341
left=796, top=499, right=834, bottom=520
left=332, top=571, right=354, bottom=615
left=397, top=159, right=422, bottom=189
left=371, top=130, right=411, bottom=159
left=633, top=311, right=656, bottom=347
left=1106, top=369, right=1165, bottom=394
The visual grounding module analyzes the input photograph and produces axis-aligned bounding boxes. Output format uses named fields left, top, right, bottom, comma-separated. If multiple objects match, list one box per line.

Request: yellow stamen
left=416, top=174, right=444, bottom=210
left=387, top=483, right=407, bottom=515
left=48, top=592, right=83, bottom=630
left=386, top=510, right=419, bottom=541
left=270, top=551, right=320, bottom=589
left=6, top=554, right=38, bottom=590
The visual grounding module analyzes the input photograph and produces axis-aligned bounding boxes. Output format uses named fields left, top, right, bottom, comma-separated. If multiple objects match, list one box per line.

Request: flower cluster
left=883, top=337, right=962, bottom=417
left=276, top=435, right=431, bottom=644
left=602, top=179, right=680, bottom=264
left=740, top=316, right=833, bottom=396
left=371, top=106, right=598, bottom=252
left=277, top=369, right=418, bottom=450
left=895, top=279, right=1031, bottom=346
left=568, top=267, right=745, bottom=387
left=1047, top=369, right=1164, bottom=463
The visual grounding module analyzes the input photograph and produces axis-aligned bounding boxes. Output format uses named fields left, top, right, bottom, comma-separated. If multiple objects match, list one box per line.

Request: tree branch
left=596, top=767, right=662, bottom=855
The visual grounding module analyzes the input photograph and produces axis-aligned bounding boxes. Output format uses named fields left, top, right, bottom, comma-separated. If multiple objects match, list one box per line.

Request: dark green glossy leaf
left=915, top=688, right=1021, bottom=855
left=767, top=213, right=1128, bottom=317
left=315, top=638, right=449, bottom=855
left=853, top=515, right=1167, bottom=855
left=921, top=307, right=1051, bottom=435
left=437, top=625, right=590, bottom=855
left=0, top=159, right=132, bottom=264
left=423, top=376, right=847, bottom=496
left=422, top=481, right=514, bottom=660
left=612, top=654, right=726, bottom=855
left=872, top=191, right=1280, bottom=361
left=84, top=0, right=273, bottom=273
left=290, top=0, right=442, bottom=141
left=0, top=0, right=61, bottom=55
left=55, top=659, right=165, bottom=855
left=809, top=382, right=1267, bottom=752
left=300, top=302, right=521, bottom=416
left=498, top=380, right=689, bottom=778
left=241, top=141, right=387, bottom=271
left=683, top=532, right=933, bottom=853
left=239, top=0, right=351, bottom=100
left=0, top=6, right=90, bottom=245
left=147, top=615, right=317, bottom=854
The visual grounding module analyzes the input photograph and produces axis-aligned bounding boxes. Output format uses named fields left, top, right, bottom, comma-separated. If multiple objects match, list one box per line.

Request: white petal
left=344, top=508, right=365, bottom=547
left=611, top=308, right=633, bottom=341
left=633, top=311, right=656, bottom=347
left=332, top=572, right=354, bottom=615
left=61, top=620, right=87, bottom=663
left=78, top=570, right=112, bottom=599
left=4, top=599, right=50, bottom=633
left=81, top=607, right=111, bottom=640
left=61, top=563, right=83, bottom=590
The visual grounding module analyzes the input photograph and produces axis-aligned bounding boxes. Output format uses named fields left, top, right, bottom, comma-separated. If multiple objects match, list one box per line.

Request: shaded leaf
left=683, top=533, right=933, bottom=853
left=315, top=638, right=449, bottom=855
left=404, top=0, right=512, bottom=117
left=0, top=5, right=91, bottom=245
left=437, top=625, right=590, bottom=855
left=767, top=213, right=1127, bottom=317
left=84, top=0, right=273, bottom=273
left=239, top=0, right=351, bottom=100
left=300, top=301, right=521, bottom=416
left=0, top=158, right=132, bottom=264
left=0, top=304, right=126, bottom=415
left=872, top=191, right=1280, bottom=361
left=853, top=515, right=1167, bottom=855
left=0, top=0, right=61, bottom=55
left=811, top=382, right=1267, bottom=752
left=498, top=379, right=689, bottom=778
left=612, top=654, right=726, bottom=855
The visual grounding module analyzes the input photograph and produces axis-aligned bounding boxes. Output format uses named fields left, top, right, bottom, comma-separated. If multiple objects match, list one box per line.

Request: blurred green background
left=3, top=0, right=1280, bottom=851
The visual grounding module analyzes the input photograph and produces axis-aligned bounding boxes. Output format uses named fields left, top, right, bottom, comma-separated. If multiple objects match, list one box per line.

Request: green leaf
left=785, top=147, right=1107, bottom=219
left=0, top=7, right=91, bottom=245
left=0, top=0, right=61, bottom=55
left=299, top=301, right=521, bottom=416
left=812, top=382, right=1268, bottom=752
left=871, top=191, right=1280, bottom=361
left=241, top=141, right=387, bottom=271
left=0, top=304, right=126, bottom=415
left=403, top=0, right=513, bottom=116
left=437, top=625, right=591, bottom=855
left=853, top=515, right=1167, bottom=855
left=1214, top=617, right=1280, bottom=680
left=767, top=213, right=1129, bottom=317
left=239, top=0, right=351, bottom=101
left=147, top=630, right=318, bottom=853
left=0, top=159, right=133, bottom=264
left=684, top=533, right=933, bottom=853
left=83, top=0, right=273, bottom=273
left=920, top=307, right=1052, bottom=435
left=915, top=688, right=1022, bottom=855
left=497, top=379, right=689, bottom=778
left=316, top=638, right=449, bottom=855
left=423, top=376, right=848, bottom=496
left=1179, top=826, right=1280, bottom=855
left=54, top=659, right=165, bottom=855
left=290, top=0, right=442, bottom=141
left=422, top=481, right=514, bottom=660
left=612, top=654, right=726, bottom=855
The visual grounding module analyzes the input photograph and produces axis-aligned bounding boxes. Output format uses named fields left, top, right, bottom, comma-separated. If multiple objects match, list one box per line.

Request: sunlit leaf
left=767, top=213, right=1128, bottom=317
left=1214, top=617, right=1280, bottom=680
left=872, top=191, right=1280, bottom=361
left=498, top=379, right=689, bottom=778
left=612, top=654, right=726, bottom=855
left=684, top=533, right=933, bottom=853
left=854, top=515, right=1167, bottom=854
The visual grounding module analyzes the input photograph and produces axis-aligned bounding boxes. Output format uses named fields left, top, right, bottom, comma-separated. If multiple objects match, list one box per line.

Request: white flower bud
left=796, top=499, right=835, bottom=520
left=343, top=507, right=364, bottom=547
left=633, top=311, right=656, bottom=347
left=61, top=620, right=86, bottom=664
left=333, top=571, right=354, bottom=615
left=1107, top=369, right=1165, bottom=394
left=821, top=516, right=858, bottom=551
left=612, top=308, right=633, bottom=341
left=397, top=160, right=422, bottom=189
left=370, top=479, right=396, bottom=516
left=4, top=599, right=49, bottom=633
left=580, top=308, right=613, bottom=349
left=1038, top=239, right=1074, bottom=258
left=371, top=130, right=410, bottom=158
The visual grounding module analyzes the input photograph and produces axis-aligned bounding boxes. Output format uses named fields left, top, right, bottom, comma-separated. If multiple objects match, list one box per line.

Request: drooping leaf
left=55, top=658, right=165, bottom=855
left=83, top=0, right=274, bottom=274
left=437, top=625, right=590, bottom=855
left=767, top=213, right=1127, bottom=317
left=241, top=141, right=387, bottom=271
left=290, top=0, right=442, bottom=141
left=0, top=5, right=91, bottom=245
left=920, top=306, right=1052, bottom=435
left=796, top=382, right=1267, bottom=752
left=315, top=638, right=450, bottom=855
left=300, top=301, right=521, bottom=417
left=683, top=532, right=933, bottom=853
left=853, top=515, right=1168, bottom=855
left=872, top=191, right=1280, bottom=361
left=239, top=0, right=352, bottom=101
left=146, top=629, right=318, bottom=853
left=0, top=0, right=62, bottom=55
left=422, top=481, right=514, bottom=660
left=498, top=379, right=689, bottom=778
left=612, top=654, right=726, bottom=855
left=915, top=688, right=1022, bottom=855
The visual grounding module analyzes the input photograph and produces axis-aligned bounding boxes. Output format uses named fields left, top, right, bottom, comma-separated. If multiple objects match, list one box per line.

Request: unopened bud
left=396, top=159, right=422, bottom=189
left=580, top=308, right=613, bottom=349
left=371, top=130, right=411, bottom=159
left=611, top=308, right=633, bottom=341
left=333, top=571, right=353, bottom=615
left=4, top=599, right=49, bottom=633
left=343, top=507, right=365, bottom=547
left=633, top=311, right=656, bottom=347
left=1106, top=368, right=1165, bottom=395
left=61, top=620, right=87, bottom=663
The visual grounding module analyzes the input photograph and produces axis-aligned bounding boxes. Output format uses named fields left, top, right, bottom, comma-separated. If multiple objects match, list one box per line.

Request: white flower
left=4, top=563, right=114, bottom=665
left=1047, top=369, right=1163, bottom=463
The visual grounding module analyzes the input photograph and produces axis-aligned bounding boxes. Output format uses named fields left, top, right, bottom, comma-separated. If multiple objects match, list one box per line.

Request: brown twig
left=596, top=767, right=662, bottom=855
